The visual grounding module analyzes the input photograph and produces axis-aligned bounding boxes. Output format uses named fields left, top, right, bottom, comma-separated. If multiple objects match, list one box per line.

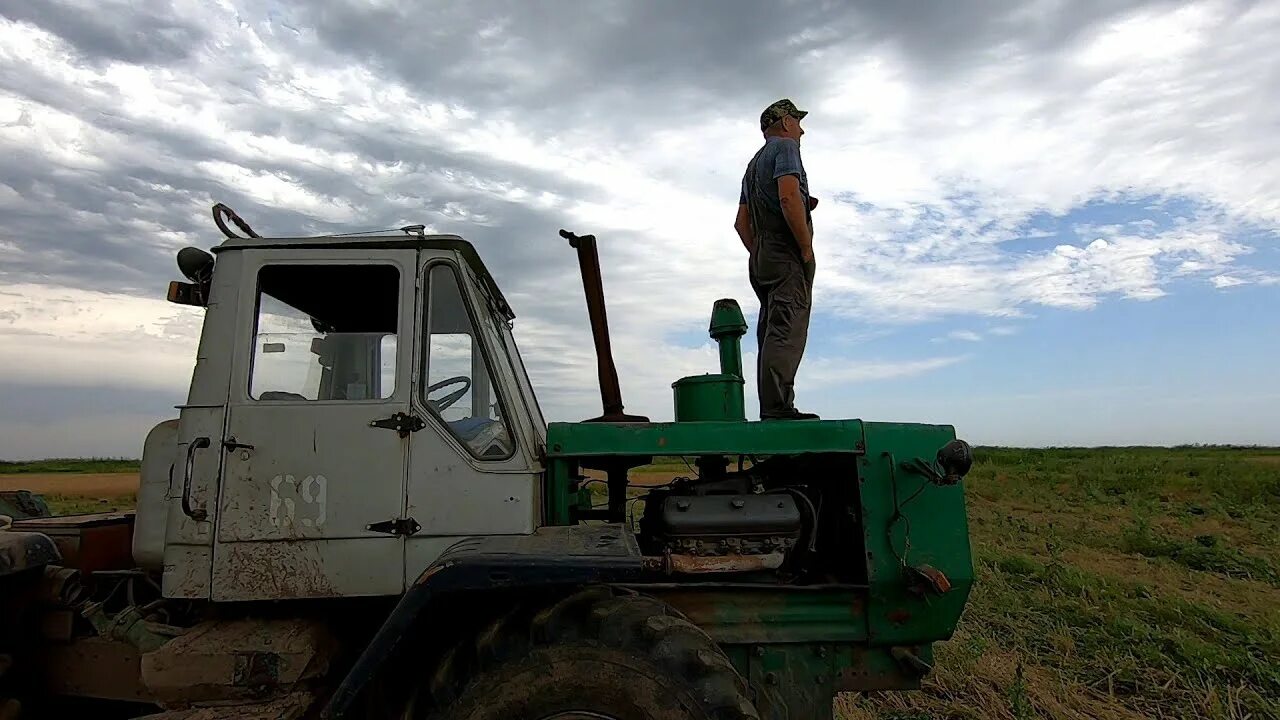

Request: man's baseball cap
left=760, top=98, right=808, bottom=131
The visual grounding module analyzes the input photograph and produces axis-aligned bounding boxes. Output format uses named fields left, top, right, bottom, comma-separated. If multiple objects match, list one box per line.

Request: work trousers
left=749, top=233, right=815, bottom=417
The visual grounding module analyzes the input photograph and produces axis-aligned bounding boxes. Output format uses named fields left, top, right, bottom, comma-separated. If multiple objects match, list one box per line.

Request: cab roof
left=211, top=232, right=514, bottom=320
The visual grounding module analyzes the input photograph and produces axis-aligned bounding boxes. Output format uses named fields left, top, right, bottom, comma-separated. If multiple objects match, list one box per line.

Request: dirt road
left=0, top=473, right=140, bottom=496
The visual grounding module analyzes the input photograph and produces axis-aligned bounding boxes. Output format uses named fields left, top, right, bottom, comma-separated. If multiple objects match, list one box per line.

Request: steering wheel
left=426, top=376, right=471, bottom=413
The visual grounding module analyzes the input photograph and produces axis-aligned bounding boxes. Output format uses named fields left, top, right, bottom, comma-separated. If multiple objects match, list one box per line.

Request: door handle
left=181, top=436, right=211, bottom=521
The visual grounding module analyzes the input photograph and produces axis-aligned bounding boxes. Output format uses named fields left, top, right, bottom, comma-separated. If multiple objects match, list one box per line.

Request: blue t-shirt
left=739, top=136, right=809, bottom=214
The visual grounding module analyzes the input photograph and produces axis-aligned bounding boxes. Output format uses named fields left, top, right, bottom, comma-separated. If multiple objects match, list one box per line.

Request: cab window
left=250, top=264, right=399, bottom=401
left=422, top=264, right=513, bottom=459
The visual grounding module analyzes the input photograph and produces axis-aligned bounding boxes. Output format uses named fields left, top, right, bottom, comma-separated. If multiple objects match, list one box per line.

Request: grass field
left=845, top=446, right=1280, bottom=720
left=0, top=458, right=141, bottom=475
left=0, top=458, right=140, bottom=514
left=3, top=447, right=1277, bottom=719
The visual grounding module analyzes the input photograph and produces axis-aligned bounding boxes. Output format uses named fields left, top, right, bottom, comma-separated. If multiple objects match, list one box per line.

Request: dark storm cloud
left=0, top=0, right=210, bottom=66
left=300, top=0, right=848, bottom=129
left=0, top=48, right=597, bottom=296
left=292, top=0, right=1185, bottom=137
left=0, top=0, right=1188, bottom=297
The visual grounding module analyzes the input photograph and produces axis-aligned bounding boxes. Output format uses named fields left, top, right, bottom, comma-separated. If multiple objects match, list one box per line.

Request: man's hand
left=777, top=175, right=813, bottom=261
left=733, top=203, right=755, bottom=253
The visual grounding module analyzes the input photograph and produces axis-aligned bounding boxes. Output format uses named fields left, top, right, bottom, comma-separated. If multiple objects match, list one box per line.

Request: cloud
left=0, top=0, right=1278, bottom=451
left=805, top=355, right=968, bottom=385
left=1211, top=274, right=1248, bottom=288
left=0, top=284, right=202, bottom=392
left=931, top=329, right=983, bottom=343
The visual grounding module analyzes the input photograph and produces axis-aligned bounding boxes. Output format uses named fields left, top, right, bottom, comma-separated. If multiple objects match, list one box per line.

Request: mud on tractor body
left=0, top=209, right=974, bottom=719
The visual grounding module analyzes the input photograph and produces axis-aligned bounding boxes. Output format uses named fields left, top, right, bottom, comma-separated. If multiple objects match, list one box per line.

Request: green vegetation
left=43, top=495, right=137, bottom=515
left=843, top=446, right=1280, bottom=720
left=0, top=458, right=141, bottom=474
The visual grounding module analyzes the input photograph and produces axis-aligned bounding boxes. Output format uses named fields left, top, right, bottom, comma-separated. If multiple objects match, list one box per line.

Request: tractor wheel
left=414, top=588, right=758, bottom=720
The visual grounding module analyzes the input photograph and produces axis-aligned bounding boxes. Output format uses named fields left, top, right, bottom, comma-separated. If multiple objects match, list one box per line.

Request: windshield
left=498, top=317, right=546, bottom=436
left=467, top=267, right=546, bottom=439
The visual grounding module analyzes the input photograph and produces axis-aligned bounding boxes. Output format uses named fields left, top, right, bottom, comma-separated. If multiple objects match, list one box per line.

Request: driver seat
left=447, top=416, right=493, bottom=442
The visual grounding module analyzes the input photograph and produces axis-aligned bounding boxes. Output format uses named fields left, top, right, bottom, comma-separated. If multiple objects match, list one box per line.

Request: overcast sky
left=1, top=0, right=1278, bottom=459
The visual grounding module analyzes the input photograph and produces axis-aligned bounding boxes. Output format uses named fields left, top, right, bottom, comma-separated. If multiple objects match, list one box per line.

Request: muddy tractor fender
left=320, top=526, right=646, bottom=719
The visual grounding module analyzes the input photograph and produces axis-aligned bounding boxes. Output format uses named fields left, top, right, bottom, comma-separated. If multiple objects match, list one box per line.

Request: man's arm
left=777, top=175, right=813, bottom=261
left=734, top=203, right=754, bottom=253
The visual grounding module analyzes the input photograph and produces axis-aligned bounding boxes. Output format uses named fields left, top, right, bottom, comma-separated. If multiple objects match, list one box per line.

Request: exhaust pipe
left=560, top=229, right=648, bottom=424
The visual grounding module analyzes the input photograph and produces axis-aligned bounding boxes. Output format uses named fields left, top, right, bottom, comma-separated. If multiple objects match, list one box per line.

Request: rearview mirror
left=168, top=247, right=215, bottom=307
left=177, top=247, right=215, bottom=283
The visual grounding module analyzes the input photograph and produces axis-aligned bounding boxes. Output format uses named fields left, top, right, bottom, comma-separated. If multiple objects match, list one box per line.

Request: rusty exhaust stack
left=560, top=228, right=648, bottom=424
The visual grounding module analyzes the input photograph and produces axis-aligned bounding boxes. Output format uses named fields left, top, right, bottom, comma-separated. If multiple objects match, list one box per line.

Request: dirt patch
left=1246, top=456, right=1280, bottom=465
left=0, top=472, right=140, bottom=497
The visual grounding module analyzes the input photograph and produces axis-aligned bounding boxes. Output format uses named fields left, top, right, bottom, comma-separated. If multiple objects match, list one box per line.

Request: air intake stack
left=671, top=299, right=748, bottom=422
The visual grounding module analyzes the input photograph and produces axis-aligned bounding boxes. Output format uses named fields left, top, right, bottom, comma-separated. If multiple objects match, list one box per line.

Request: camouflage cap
left=759, top=98, right=808, bottom=131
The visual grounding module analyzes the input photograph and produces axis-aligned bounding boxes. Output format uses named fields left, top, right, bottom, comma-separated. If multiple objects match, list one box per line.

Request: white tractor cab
left=139, top=222, right=548, bottom=601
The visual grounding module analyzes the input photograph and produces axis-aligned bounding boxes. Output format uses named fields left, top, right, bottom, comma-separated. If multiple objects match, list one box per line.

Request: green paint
left=653, top=588, right=929, bottom=717
left=545, top=418, right=864, bottom=524
left=747, top=643, right=837, bottom=720
left=671, top=373, right=745, bottom=422
left=737, top=642, right=926, bottom=719
left=538, top=290, right=972, bottom=713
left=858, top=421, right=975, bottom=645
left=708, top=298, right=748, bottom=380
left=652, top=588, right=867, bottom=644
left=670, top=299, right=750, bottom=422
left=546, top=418, right=865, bottom=458
left=545, top=458, right=578, bottom=526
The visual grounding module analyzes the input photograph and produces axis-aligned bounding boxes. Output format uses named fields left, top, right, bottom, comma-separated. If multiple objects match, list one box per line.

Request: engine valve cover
left=652, top=494, right=801, bottom=539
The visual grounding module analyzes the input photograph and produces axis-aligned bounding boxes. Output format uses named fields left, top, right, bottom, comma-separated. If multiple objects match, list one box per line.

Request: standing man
left=734, top=98, right=819, bottom=421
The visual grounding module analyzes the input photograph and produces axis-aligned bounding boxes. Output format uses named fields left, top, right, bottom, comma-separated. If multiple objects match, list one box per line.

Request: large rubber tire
left=416, top=588, right=759, bottom=720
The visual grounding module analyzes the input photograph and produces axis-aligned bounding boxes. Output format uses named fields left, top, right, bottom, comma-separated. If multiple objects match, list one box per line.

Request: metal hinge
left=366, top=517, right=421, bottom=537
left=369, top=412, right=426, bottom=438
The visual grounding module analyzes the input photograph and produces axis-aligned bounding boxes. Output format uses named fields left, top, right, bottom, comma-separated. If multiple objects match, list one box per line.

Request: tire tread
left=427, top=587, right=758, bottom=720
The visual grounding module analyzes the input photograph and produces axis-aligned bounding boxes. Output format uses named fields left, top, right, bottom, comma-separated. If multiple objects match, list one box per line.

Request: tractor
left=0, top=204, right=974, bottom=719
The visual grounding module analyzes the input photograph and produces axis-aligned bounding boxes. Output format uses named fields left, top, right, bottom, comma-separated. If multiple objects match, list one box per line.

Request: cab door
left=404, top=256, right=541, bottom=576
left=211, top=249, right=416, bottom=600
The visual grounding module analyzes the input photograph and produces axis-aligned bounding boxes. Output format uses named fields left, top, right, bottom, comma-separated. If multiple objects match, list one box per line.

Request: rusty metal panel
left=653, top=588, right=867, bottom=645
left=141, top=618, right=334, bottom=708
left=12, top=512, right=135, bottom=572
left=666, top=553, right=785, bottom=574
left=34, top=636, right=150, bottom=703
